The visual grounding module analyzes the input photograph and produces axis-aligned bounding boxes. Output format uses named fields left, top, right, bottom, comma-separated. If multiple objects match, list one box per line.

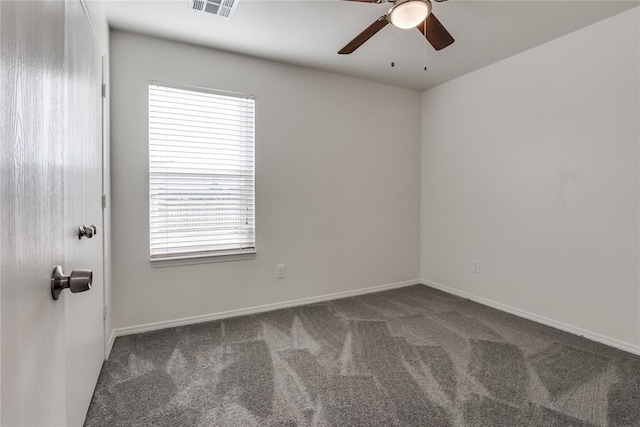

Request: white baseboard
left=111, top=279, right=420, bottom=340
left=422, top=279, right=640, bottom=357
left=105, top=329, right=116, bottom=360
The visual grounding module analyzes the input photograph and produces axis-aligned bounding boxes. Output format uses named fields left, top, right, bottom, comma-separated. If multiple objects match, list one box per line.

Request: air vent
left=191, top=0, right=238, bottom=19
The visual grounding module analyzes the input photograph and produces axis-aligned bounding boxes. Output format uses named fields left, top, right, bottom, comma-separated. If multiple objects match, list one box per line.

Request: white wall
left=421, top=8, right=640, bottom=350
left=110, top=31, right=421, bottom=331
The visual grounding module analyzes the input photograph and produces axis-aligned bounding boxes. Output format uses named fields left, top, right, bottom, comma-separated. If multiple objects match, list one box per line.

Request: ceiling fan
left=338, top=0, right=454, bottom=54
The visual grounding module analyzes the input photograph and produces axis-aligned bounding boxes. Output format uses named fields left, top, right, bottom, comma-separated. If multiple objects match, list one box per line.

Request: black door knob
left=51, top=266, right=93, bottom=300
left=78, top=224, right=98, bottom=239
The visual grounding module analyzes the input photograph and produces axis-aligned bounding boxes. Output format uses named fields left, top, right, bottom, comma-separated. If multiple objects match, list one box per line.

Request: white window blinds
left=149, top=82, right=255, bottom=260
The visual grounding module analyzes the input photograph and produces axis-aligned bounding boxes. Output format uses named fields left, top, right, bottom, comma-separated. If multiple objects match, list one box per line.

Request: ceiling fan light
left=389, top=0, right=432, bottom=29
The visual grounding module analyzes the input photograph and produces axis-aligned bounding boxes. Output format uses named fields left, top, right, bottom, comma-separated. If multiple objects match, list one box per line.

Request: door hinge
left=103, top=305, right=108, bottom=320
left=102, top=194, right=107, bottom=210
left=101, top=83, right=107, bottom=98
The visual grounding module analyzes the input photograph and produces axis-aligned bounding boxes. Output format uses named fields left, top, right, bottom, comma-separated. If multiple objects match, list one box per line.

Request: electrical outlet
left=277, top=264, right=286, bottom=279
left=472, top=260, right=480, bottom=274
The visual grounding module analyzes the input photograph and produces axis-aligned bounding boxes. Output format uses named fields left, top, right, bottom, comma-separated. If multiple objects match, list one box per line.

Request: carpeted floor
left=85, top=285, right=640, bottom=426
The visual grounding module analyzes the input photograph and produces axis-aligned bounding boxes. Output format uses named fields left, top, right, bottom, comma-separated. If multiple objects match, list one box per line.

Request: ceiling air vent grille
left=191, top=0, right=238, bottom=19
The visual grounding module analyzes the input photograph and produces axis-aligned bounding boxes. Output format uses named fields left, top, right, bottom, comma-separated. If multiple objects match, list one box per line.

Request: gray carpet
left=85, top=285, right=640, bottom=426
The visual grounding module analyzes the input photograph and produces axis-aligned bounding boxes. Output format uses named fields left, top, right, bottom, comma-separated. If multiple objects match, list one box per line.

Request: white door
left=63, top=1, right=105, bottom=425
left=0, top=1, right=105, bottom=425
left=1, top=2, right=68, bottom=424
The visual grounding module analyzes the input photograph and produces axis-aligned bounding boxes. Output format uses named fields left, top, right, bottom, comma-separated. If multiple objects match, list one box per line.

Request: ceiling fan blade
left=338, top=16, right=389, bottom=54
left=417, top=13, right=454, bottom=51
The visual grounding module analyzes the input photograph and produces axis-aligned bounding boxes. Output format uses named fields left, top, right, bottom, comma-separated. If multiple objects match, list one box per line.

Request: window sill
left=150, top=250, right=256, bottom=268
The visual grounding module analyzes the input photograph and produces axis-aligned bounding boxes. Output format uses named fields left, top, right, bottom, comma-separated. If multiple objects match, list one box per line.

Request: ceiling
left=102, top=0, right=639, bottom=91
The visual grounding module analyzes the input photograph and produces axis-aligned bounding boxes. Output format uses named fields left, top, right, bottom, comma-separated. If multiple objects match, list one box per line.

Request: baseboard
left=422, top=279, right=640, bottom=357
left=112, top=279, right=420, bottom=339
left=105, top=329, right=116, bottom=360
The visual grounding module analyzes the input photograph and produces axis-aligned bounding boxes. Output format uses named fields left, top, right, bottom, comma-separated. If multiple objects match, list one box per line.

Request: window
left=148, top=81, right=255, bottom=261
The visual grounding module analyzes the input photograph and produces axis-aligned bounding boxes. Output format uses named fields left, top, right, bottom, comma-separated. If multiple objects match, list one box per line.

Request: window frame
left=147, top=80, right=256, bottom=266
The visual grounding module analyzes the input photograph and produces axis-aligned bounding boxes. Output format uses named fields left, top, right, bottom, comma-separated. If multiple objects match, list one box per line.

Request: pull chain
left=423, top=20, right=427, bottom=71
left=391, top=25, right=395, bottom=69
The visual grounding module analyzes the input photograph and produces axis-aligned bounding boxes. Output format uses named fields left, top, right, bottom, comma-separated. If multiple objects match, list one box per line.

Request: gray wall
left=421, top=9, right=640, bottom=350
left=109, top=31, right=422, bottom=332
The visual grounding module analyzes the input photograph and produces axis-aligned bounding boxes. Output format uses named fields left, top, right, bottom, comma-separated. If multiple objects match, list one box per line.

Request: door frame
left=78, top=0, right=110, bottom=360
